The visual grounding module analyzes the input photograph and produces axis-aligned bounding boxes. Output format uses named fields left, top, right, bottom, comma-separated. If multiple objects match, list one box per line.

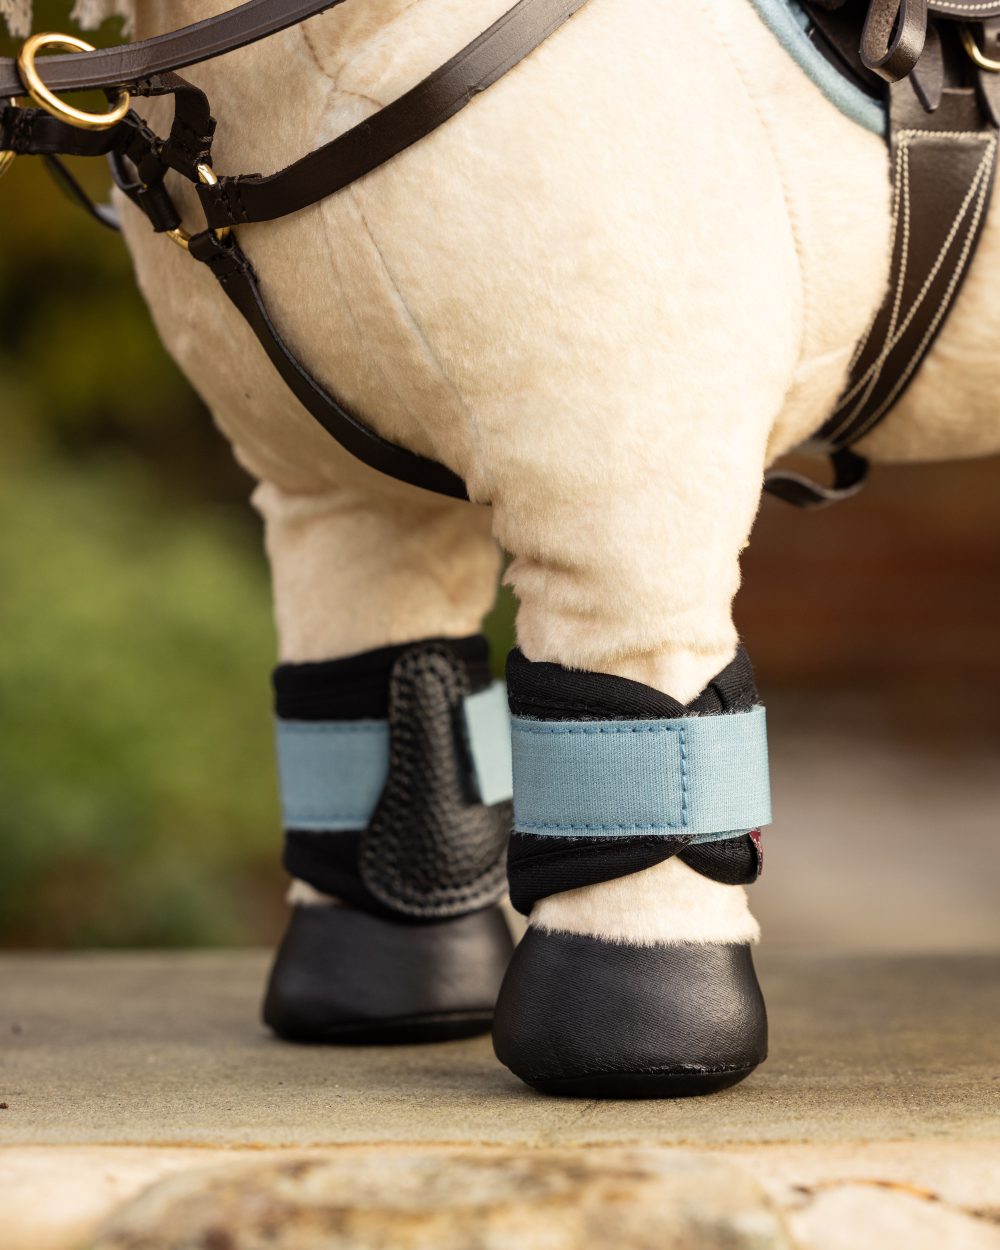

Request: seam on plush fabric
left=301, top=20, right=386, bottom=107
left=296, top=8, right=480, bottom=491
left=348, top=183, right=478, bottom=468
left=699, top=0, right=807, bottom=421
left=299, top=0, right=423, bottom=88
left=298, top=0, right=514, bottom=503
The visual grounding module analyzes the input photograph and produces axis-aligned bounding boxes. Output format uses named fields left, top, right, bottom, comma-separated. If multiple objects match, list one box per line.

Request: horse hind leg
left=253, top=474, right=517, bottom=1043
left=474, top=245, right=796, bottom=1093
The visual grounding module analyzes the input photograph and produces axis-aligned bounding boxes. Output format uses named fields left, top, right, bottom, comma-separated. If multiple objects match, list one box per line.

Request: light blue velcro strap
left=511, top=706, right=771, bottom=838
left=462, top=682, right=513, bottom=805
left=276, top=683, right=513, bottom=830
left=275, top=720, right=389, bottom=831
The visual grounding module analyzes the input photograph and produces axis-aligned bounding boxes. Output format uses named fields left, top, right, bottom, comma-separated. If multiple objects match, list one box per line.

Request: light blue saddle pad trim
left=511, top=706, right=771, bottom=839
left=747, top=0, right=886, bottom=135
left=275, top=682, right=512, bottom=830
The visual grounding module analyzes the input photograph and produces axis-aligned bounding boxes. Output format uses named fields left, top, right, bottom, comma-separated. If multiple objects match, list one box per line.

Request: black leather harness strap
left=765, top=0, right=1000, bottom=507
left=862, top=0, right=929, bottom=80
left=819, top=79, right=998, bottom=454
left=0, top=0, right=344, bottom=98
left=1, top=0, right=591, bottom=500
left=189, top=227, right=473, bottom=497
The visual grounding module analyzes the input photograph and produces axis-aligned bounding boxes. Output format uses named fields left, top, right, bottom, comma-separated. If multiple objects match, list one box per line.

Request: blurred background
left=2, top=5, right=998, bottom=953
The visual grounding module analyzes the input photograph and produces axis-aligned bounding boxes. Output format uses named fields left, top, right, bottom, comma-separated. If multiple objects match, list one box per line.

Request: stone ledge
left=3, top=1143, right=999, bottom=1250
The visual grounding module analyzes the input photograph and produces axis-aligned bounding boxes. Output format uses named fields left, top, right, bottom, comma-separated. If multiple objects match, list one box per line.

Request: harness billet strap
left=1, top=0, right=590, bottom=500
left=764, top=0, right=1000, bottom=507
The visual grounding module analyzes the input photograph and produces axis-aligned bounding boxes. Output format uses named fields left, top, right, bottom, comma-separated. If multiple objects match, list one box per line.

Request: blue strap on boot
left=511, top=706, right=771, bottom=844
left=275, top=681, right=513, bottom=830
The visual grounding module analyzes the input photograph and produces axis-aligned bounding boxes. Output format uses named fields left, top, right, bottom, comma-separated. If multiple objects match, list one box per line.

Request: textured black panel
left=359, top=644, right=511, bottom=919
left=264, top=902, right=514, bottom=1043
left=492, top=930, right=767, bottom=1097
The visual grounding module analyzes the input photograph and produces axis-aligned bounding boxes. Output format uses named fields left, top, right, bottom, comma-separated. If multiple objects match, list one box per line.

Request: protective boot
left=263, top=635, right=515, bottom=1043
left=492, top=647, right=770, bottom=1096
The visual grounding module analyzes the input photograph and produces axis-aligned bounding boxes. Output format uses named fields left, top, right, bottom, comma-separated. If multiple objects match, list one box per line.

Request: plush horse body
left=5, top=0, right=999, bottom=1094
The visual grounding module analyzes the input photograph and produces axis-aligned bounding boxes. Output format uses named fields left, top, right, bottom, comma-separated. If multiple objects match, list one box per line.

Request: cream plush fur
left=10, top=0, right=999, bottom=946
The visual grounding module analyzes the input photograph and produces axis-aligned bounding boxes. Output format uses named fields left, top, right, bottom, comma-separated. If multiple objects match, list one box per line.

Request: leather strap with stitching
left=765, top=5, right=999, bottom=507
left=818, top=79, right=998, bottom=453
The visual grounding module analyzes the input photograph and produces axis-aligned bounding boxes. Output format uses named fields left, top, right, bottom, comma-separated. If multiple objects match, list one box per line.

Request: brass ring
left=18, top=32, right=131, bottom=132
left=961, top=25, right=1000, bottom=73
left=167, top=162, right=234, bottom=252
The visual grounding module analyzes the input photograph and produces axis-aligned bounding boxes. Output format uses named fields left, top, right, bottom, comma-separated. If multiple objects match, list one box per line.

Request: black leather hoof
left=492, top=929, right=767, bottom=1098
left=264, top=903, right=514, bottom=1044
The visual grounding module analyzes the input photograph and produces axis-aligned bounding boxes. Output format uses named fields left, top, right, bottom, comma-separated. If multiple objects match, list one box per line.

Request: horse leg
left=487, top=425, right=777, bottom=1094
left=248, top=469, right=516, bottom=1043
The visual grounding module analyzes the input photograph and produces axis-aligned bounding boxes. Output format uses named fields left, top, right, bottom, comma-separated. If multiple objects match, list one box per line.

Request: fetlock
left=263, top=635, right=515, bottom=1043
left=492, top=647, right=769, bottom=1096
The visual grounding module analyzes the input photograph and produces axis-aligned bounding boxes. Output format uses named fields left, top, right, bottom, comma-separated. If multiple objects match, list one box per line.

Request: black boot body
left=492, top=647, right=769, bottom=1096
left=263, top=635, right=514, bottom=1043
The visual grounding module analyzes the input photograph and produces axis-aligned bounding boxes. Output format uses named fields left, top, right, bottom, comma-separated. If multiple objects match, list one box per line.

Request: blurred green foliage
left=0, top=4, right=512, bottom=947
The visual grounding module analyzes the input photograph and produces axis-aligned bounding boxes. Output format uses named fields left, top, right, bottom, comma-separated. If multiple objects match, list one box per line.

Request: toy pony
left=3, top=0, right=998, bottom=1096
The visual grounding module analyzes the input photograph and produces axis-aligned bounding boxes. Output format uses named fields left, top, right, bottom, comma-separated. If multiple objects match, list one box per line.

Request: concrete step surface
left=0, top=950, right=997, bottom=1249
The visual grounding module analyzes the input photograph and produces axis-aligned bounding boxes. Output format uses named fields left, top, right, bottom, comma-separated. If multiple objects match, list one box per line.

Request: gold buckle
left=18, top=32, right=131, bottom=132
left=961, top=24, right=1000, bottom=73
left=166, top=162, right=233, bottom=251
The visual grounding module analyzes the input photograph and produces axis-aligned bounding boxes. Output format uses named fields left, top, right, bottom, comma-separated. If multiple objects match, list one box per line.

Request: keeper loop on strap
left=463, top=682, right=514, bottom=806
left=511, top=706, right=771, bottom=839
left=275, top=682, right=512, bottom=830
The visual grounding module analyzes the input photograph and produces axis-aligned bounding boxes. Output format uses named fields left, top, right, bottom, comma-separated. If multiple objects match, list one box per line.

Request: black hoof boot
left=496, top=646, right=772, bottom=1098
left=493, top=929, right=766, bottom=1096
left=265, top=635, right=515, bottom=1044
left=264, top=902, right=514, bottom=1043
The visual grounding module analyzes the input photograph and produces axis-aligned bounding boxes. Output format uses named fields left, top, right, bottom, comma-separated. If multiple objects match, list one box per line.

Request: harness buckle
left=17, top=33, right=131, bottom=132
left=166, top=161, right=233, bottom=251
left=961, top=24, right=1000, bottom=73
